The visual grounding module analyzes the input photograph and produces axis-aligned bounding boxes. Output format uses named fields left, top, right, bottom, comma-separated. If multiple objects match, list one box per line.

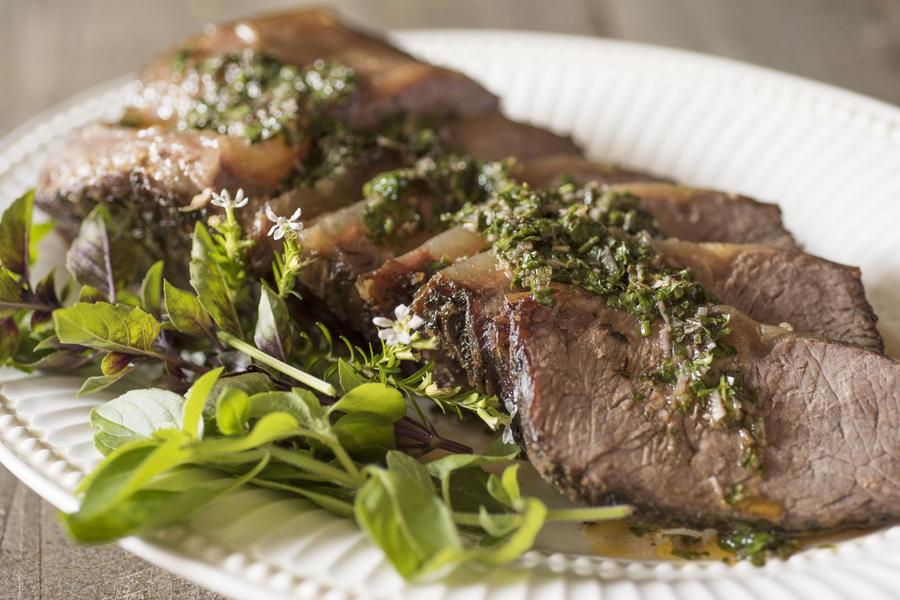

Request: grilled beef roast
left=36, top=8, right=576, bottom=268
left=298, top=162, right=665, bottom=331
left=412, top=253, right=900, bottom=530
left=612, top=183, right=796, bottom=249
left=308, top=164, right=798, bottom=333
left=519, top=157, right=795, bottom=249
left=32, top=8, right=899, bottom=535
left=655, top=240, right=882, bottom=351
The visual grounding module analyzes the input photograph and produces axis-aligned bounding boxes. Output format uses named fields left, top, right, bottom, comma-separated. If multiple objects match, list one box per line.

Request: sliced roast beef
left=129, top=9, right=498, bottom=130
left=361, top=187, right=804, bottom=327
left=367, top=233, right=881, bottom=350
left=613, top=182, right=796, bottom=249
left=37, top=110, right=579, bottom=270
left=655, top=240, right=882, bottom=352
left=516, top=154, right=668, bottom=187
left=36, top=123, right=398, bottom=268
left=37, top=7, right=583, bottom=274
left=412, top=252, right=900, bottom=530
left=357, top=227, right=490, bottom=317
left=517, top=156, right=795, bottom=249
left=440, top=115, right=579, bottom=161
left=295, top=199, right=442, bottom=332
left=35, top=123, right=292, bottom=261
left=314, top=164, right=661, bottom=330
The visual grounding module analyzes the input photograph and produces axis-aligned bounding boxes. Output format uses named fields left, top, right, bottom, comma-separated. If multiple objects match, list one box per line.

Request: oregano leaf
left=189, top=223, right=242, bottom=336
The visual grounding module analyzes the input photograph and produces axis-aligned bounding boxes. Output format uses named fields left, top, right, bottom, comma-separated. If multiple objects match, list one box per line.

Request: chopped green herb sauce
left=175, top=49, right=357, bottom=143
left=356, top=130, right=766, bottom=469
left=439, top=169, right=762, bottom=470
left=717, top=524, right=798, bottom=566
left=724, top=483, right=750, bottom=505
left=361, top=140, right=507, bottom=245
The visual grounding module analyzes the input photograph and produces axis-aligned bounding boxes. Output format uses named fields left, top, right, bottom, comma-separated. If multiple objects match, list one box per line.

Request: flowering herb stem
left=218, top=330, right=336, bottom=397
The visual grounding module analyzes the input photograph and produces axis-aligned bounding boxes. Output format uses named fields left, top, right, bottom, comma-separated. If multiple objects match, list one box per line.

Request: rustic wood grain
left=1, top=0, right=899, bottom=598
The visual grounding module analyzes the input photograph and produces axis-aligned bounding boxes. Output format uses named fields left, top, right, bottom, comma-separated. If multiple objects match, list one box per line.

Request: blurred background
left=3, top=0, right=900, bottom=135
left=1, top=0, right=899, bottom=597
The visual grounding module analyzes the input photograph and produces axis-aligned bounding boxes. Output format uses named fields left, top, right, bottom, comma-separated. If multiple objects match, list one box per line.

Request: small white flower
left=211, top=188, right=249, bottom=210
left=265, top=205, right=304, bottom=240
left=373, top=304, right=425, bottom=346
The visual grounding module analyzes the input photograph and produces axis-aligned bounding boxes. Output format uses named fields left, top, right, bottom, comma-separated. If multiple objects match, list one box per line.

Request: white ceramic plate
left=2, top=30, right=900, bottom=600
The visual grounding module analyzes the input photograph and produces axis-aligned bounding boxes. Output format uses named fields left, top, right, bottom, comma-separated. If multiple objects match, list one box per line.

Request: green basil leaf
left=210, top=372, right=275, bottom=398
left=189, top=223, right=241, bottom=336
left=254, top=284, right=290, bottom=361
left=65, top=205, right=137, bottom=300
left=248, top=389, right=326, bottom=430
left=140, top=261, right=164, bottom=318
left=163, top=280, right=213, bottom=337
left=333, top=412, right=395, bottom=455
left=471, top=498, right=547, bottom=566
left=356, top=451, right=463, bottom=578
left=91, top=388, right=187, bottom=455
left=441, top=468, right=509, bottom=514
left=501, top=463, right=522, bottom=506
left=337, top=358, right=366, bottom=392
left=77, top=368, right=135, bottom=398
left=0, top=190, right=33, bottom=276
left=29, top=221, right=55, bottom=266
left=22, top=349, right=93, bottom=372
left=487, top=473, right=510, bottom=508
left=63, top=461, right=266, bottom=543
left=192, top=412, right=300, bottom=457
left=53, top=302, right=160, bottom=355
left=182, top=367, right=223, bottom=439
left=425, top=441, right=519, bottom=481
left=206, top=372, right=274, bottom=419
left=32, top=335, right=61, bottom=352
left=79, top=352, right=137, bottom=397
left=486, top=464, right=523, bottom=510
left=77, top=433, right=193, bottom=521
left=330, top=382, right=407, bottom=422
left=476, top=505, right=518, bottom=538
left=215, top=387, right=251, bottom=436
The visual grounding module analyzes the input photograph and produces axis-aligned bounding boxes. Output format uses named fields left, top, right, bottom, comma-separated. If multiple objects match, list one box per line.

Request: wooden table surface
left=2, top=0, right=900, bottom=598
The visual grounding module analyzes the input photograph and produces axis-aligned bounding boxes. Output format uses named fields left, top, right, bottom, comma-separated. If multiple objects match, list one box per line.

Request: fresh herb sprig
left=1, top=188, right=634, bottom=579
left=0, top=190, right=63, bottom=367
left=64, top=365, right=631, bottom=578
left=265, top=205, right=310, bottom=298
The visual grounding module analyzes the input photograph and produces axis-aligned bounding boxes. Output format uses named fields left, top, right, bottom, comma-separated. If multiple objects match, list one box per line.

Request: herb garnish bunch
left=0, top=189, right=632, bottom=579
